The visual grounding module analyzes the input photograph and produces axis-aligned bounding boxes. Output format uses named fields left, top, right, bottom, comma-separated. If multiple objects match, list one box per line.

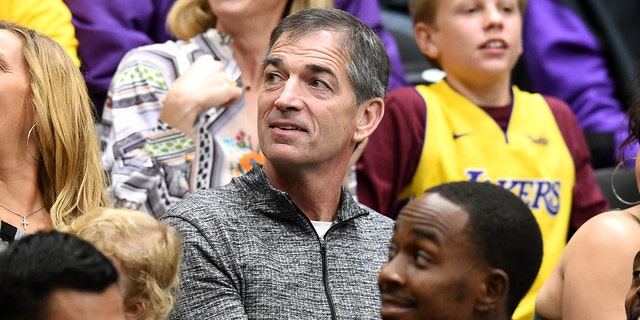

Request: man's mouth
left=380, top=292, right=416, bottom=309
left=268, top=119, right=308, bottom=132
left=273, top=125, right=300, bottom=130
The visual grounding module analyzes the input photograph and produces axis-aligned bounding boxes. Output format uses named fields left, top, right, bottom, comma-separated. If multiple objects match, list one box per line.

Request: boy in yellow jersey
left=356, top=0, right=609, bottom=319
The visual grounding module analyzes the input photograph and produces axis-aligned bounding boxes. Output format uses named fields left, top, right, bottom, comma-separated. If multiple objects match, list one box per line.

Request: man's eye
left=265, top=72, right=283, bottom=83
left=387, top=243, right=398, bottom=261
left=310, top=79, right=328, bottom=89
left=414, top=251, right=432, bottom=268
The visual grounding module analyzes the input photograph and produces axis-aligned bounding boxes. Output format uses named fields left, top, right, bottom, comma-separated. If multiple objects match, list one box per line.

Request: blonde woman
left=101, top=0, right=333, bottom=218
left=64, top=207, right=181, bottom=320
left=0, top=20, right=110, bottom=250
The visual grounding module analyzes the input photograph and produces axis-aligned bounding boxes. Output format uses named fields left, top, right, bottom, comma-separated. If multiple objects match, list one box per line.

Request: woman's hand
left=160, top=55, right=243, bottom=135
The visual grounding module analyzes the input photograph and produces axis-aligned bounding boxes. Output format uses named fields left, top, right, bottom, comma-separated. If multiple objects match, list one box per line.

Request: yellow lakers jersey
left=402, top=80, right=575, bottom=320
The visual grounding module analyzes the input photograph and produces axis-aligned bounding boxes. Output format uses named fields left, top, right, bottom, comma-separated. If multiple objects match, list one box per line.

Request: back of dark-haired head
left=0, top=231, right=119, bottom=320
left=427, top=181, right=543, bottom=315
left=264, top=7, right=391, bottom=105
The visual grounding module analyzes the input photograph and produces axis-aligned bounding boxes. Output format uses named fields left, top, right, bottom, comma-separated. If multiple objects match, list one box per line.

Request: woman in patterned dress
left=101, top=0, right=332, bottom=218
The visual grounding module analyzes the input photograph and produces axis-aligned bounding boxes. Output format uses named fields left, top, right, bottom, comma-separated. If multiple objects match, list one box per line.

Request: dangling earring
left=611, top=158, right=640, bottom=205
left=26, top=123, right=40, bottom=162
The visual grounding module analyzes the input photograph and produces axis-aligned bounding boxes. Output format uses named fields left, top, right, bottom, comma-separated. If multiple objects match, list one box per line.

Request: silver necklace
left=0, top=203, right=45, bottom=231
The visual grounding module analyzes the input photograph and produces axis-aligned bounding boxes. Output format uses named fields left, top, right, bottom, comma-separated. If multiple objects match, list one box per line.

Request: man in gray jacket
left=161, top=8, right=394, bottom=319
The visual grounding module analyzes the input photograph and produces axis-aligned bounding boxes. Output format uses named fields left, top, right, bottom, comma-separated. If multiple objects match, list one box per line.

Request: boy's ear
left=414, top=22, right=439, bottom=60
left=475, top=269, right=509, bottom=313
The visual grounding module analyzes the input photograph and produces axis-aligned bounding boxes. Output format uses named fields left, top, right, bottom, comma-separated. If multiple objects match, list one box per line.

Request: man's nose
left=274, top=77, right=304, bottom=112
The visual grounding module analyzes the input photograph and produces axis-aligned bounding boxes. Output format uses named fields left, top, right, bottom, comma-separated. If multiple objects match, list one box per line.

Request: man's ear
left=414, top=22, right=439, bottom=61
left=476, top=269, right=509, bottom=313
left=353, top=97, right=384, bottom=144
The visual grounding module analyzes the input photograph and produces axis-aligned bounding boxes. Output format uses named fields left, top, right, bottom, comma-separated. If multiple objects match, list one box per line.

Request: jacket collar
left=236, top=165, right=369, bottom=223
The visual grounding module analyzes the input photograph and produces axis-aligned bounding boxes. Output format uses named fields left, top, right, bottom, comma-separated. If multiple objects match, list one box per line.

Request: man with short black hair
left=379, top=181, right=543, bottom=320
left=0, top=231, right=125, bottom=320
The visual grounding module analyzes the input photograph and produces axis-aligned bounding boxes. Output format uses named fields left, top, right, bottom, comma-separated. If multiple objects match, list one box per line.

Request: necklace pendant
left=22, top=216, right=28, bottom=231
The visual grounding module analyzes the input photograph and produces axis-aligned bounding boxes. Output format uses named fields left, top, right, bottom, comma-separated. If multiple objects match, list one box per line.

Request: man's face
left=46, top=284, right=125, bottom=320
left=626, top=251, right=640, bottom=320
left=378, top=192, right=488, bottom=320
left=257, top=30, right=362, bottom=170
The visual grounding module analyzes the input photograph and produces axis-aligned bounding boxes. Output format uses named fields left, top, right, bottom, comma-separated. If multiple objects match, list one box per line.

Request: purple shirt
left=522, top=0, right=638, bottom=162
left=64, top=0, right=177, bottom=115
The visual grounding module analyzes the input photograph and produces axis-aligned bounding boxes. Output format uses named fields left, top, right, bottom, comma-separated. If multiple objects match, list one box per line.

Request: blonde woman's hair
left=167, top=0, right=334, bottom=40
left=0, top=20, right=111, bottom=229
left=63, top=208, right=181, bottom=320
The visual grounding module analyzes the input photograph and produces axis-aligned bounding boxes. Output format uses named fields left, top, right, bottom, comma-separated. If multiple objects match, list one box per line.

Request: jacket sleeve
left=162, top=212, right=249, bottom=320
left=100, top=48, right=194, bottom=218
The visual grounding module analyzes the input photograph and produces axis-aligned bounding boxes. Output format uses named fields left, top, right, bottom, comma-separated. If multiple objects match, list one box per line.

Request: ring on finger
left=225, top=75, right=237, bottom=87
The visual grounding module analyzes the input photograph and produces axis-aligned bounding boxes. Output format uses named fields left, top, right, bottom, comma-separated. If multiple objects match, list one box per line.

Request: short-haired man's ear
left=353, top=97, right=384, bottom=144
left=476, top=269, right=508, bottom=312
left=414, top=22, right=439, bottom=60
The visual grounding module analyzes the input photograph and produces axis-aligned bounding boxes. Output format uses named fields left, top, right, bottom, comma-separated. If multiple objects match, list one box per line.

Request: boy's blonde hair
left=167, top=0, right=334, bottom=40
left=409, top=0, right=529, bottom=26
left=63, top=208, right=181, bottom=320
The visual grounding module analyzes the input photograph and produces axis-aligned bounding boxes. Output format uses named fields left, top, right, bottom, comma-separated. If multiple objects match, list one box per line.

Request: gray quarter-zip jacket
left=161, top=165, right=394, bottom=319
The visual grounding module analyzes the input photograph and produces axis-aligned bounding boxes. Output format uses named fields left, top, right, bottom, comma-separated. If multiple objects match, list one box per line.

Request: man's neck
left=262, top=162, right=345, bottom=222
